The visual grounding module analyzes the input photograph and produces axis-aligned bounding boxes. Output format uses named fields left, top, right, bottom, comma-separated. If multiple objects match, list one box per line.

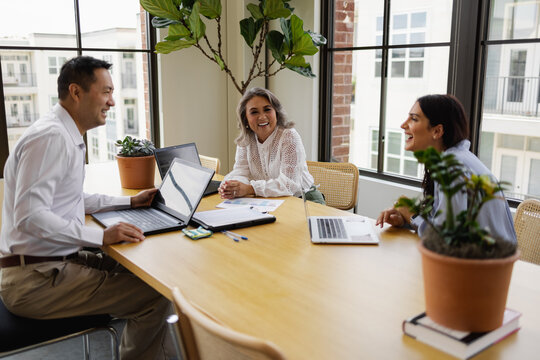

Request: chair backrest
left=306, top=161, right=359, bottom=210
left=171, top=287, right=286, bottom=360
left=199, top=155, right=220, bottom=175
left=514, top=199, right=540, bottom=265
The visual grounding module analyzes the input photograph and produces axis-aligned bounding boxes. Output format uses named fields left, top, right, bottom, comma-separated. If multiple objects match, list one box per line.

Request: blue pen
left=225, top=230, right=248, bottom=240
left=222, top=231, right=239, bottom=242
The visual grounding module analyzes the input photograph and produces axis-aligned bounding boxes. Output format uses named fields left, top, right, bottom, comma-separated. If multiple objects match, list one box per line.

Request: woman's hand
left=218, top=180, right=255, bottom=199
left=375, top=207, right=407, bottom=228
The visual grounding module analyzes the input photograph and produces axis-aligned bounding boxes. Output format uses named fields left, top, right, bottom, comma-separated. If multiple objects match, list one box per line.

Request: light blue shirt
left=411, top=140, right=517, bottom=243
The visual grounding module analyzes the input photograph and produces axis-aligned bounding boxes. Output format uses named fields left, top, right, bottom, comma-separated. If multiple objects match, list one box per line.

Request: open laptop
left=302, top=190, right=379, bottom=244
left=92, top=158, right=214, bottom=235
left=154, top=143, right=221, bottom=196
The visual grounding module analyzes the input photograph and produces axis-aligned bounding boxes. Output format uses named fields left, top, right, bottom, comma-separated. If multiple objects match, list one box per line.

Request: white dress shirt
left=1, top=103, right=130, bottom=256
left=224, top=127, right=314, bottom=197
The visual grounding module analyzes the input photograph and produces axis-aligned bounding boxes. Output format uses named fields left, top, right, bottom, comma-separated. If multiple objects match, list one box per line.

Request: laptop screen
left=154, top=143, right=201, bottom=179
left=154, top=158, right=214, bottom=222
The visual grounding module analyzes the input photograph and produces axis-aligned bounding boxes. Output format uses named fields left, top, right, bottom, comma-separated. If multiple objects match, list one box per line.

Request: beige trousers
left=0, top=251, right=174, bottom=360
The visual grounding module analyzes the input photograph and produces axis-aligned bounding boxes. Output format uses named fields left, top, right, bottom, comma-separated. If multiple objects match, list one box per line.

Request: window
left=322, top=0, right=540, bottom=202
left=478, top=0, right=540, bottom=201
left=323, top=0, right=452, bottom=176
left=0, top=0, right=158, bottom=171
left=124, top=99, right=138, bottom=134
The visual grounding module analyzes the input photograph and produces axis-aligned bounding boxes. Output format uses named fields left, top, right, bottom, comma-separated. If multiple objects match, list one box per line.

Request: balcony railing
left=2, top=72, right=37, bottom=87
left=6, top=113, right=39, bottom=127
left=484, top=76, right=540, bottom=117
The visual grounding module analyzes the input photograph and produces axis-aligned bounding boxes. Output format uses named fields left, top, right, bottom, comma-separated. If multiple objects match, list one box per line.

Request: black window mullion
left=318, top=0, right=334, bottom=161
left=0, top=68, right=8, bottom=176
left=377, top=0, right=392, bottom=173
left=147, top=13, right=161, bottom=149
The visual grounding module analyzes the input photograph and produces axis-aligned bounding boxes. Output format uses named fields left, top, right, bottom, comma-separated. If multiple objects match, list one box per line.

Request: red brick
left=332, top=145, right=350, bottom=156
left=332, top=105, right=350, bottom=115
left=335, top=1, right=354, bottom=11
left=335, top=22, right=354, bottom=33
left=333, top=64, right=352, bottom=74
left=333, top=84, right=352, bottom=95
left=332, top=126, right=351, bottom=136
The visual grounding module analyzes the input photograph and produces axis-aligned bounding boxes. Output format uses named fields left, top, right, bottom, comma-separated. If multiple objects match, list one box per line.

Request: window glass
left=330, top=0, right=452, bottom=176
left=528, top=158, right=540, bottom=197
left=84, top=51, right=150, bottom=162
left=393, top=14, right=408, bottom=30
left=480, top=41, right=540, bottom=199
left=528, top=137, right=540, bottom=152
left=2, top=49, right=77, bottom=151
left=0, top=0, right=76, bottom=45
left=489, top=0, right=540, bottom=40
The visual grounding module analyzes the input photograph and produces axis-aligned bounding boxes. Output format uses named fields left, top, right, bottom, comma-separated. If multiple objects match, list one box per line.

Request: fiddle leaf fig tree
left=140, top=0, right=326, bottom=94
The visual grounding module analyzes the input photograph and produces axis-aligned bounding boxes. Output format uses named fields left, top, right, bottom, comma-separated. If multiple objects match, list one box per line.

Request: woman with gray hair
left=218, top=87, right=316, bottom=199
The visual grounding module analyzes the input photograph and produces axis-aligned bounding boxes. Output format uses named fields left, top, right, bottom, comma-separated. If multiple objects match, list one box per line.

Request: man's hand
left=103, top=222, right=145, bottom=245
left=131, top=188, right=158, bottom=208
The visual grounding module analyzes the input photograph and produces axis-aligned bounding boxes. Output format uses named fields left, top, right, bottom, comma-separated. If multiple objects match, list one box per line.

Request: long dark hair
left=416, top=94, right=469, bottom=197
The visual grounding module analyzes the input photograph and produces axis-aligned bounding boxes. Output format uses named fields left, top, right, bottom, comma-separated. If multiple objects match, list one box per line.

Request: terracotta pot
left=418, top=241, right=519, bottom=332
left=116, top=155, right=155, bottom=189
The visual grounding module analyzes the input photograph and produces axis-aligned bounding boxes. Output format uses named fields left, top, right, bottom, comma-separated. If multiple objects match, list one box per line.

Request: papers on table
left=217, top=198, right=284, bottom=213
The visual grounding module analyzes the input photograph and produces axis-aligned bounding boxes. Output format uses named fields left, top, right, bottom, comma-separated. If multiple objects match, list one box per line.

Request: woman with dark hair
left=375, top=94, right=516, bottom=243
left=218, top=87, right=316, bottom=199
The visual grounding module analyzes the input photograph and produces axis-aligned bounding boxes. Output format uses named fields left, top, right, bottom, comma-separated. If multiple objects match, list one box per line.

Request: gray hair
left=235, top=87, right=294, bottom=145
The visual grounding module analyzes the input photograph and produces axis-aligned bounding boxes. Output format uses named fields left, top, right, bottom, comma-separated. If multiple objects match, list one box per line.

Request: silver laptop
left=92, top=158, right=214, bottom=235
left=153, top=142, right=220, bottom=196
left=302, top=190, right=379, bottom=244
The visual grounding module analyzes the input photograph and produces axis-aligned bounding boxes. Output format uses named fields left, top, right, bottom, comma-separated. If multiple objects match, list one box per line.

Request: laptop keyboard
left=317, top=218, right=348, bottom=240
left=121, top=208, right=178, bottom=231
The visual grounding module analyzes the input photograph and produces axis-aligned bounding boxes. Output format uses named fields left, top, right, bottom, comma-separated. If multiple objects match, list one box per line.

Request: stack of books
left=402, top=308, right=521, bottom=359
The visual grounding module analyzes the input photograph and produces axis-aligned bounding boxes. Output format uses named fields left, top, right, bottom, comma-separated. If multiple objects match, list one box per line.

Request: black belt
left=0, top=253, right=79, bottom=268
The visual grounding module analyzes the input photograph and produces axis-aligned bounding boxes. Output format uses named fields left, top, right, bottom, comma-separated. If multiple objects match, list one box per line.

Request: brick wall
left=332, top=1, right=355, bottom=162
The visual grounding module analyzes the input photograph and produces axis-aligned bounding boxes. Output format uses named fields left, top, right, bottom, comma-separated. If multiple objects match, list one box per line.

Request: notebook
left=192, top=206, right=276, bottom=232
left=301, top=190, right=379, bottom=244
left=92, top=158, right=214, bottom=235
left=154, top=142, right=221, bottom=196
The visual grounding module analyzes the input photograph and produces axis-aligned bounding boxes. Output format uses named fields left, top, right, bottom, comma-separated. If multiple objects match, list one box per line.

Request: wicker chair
left=306, top=161, right=359, bottom=210
left=199, top=155, right=220, bottom=175
left=514, top=199, right=540, bottom=265
left=168, top=287, right=286, bottom=360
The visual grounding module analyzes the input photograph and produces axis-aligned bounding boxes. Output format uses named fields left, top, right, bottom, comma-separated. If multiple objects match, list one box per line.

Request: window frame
left=319, top=0, right=498, bottom=191
left=0, top=2, right=160, bottom=176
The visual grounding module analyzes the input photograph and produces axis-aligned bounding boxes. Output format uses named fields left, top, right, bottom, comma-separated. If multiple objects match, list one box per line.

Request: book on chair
left=402, top=308, right=521, bottom=359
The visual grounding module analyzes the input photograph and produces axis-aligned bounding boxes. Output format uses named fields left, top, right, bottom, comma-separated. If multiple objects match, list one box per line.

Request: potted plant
left=140, top=0, right=326, bottom=95
left=395, top=147, right=518, bottom=332
left=115, top=136, right=156, bottom=189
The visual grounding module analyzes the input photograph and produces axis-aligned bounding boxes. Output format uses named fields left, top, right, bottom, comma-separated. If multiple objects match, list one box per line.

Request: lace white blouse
left=224, top=127, right=314, bottom=197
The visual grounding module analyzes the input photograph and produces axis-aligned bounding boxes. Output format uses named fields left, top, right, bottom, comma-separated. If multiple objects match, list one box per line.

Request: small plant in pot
left=395, top=147, right=518, bottom=332
left=115, top=136, right=156, bottom=189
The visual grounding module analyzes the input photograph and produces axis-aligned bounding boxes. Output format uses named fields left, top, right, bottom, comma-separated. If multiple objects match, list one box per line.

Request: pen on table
left=225, top=230, right=248, bottom=240
left=222, top=231, right=239, bottom=242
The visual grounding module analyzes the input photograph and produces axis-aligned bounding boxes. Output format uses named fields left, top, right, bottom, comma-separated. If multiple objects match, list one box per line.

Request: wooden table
left=84, top=162, right=540, bottom=359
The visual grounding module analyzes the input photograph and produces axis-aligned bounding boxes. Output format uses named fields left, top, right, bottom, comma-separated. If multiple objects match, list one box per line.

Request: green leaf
left=266, top=30, right=285, bottom=62
left=247, top=3, right=263, bottom=20
left=199, top=0, right=221, bottom=19
left=292, top=32, right=318, bottom=56
left=290, top=14, right=304, bottom=45
left=307, top=30, right=327, bottom=46
left=155, top=38, right=196, bottom=53
left=263, top=0, right=291, bottom=19
left=141, top=0, right=182, bottom=20
left=240, top=18, right=257, bottom=47
left=280, top=18, right=292, bottom=49
left=213, top=52, right=225, bottom=70
left=285, top=63, right=315, bottom=77
left=169, top=23, right=191, bottom=37
left=285, top=55, right=308, bottom=67
left=151, top=17, right=181, bottom=28
left=188, top=2, right=206, bottom=41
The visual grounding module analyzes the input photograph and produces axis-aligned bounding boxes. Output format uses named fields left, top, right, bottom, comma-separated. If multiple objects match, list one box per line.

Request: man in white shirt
left=0, top=56, right=173, bottom=359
